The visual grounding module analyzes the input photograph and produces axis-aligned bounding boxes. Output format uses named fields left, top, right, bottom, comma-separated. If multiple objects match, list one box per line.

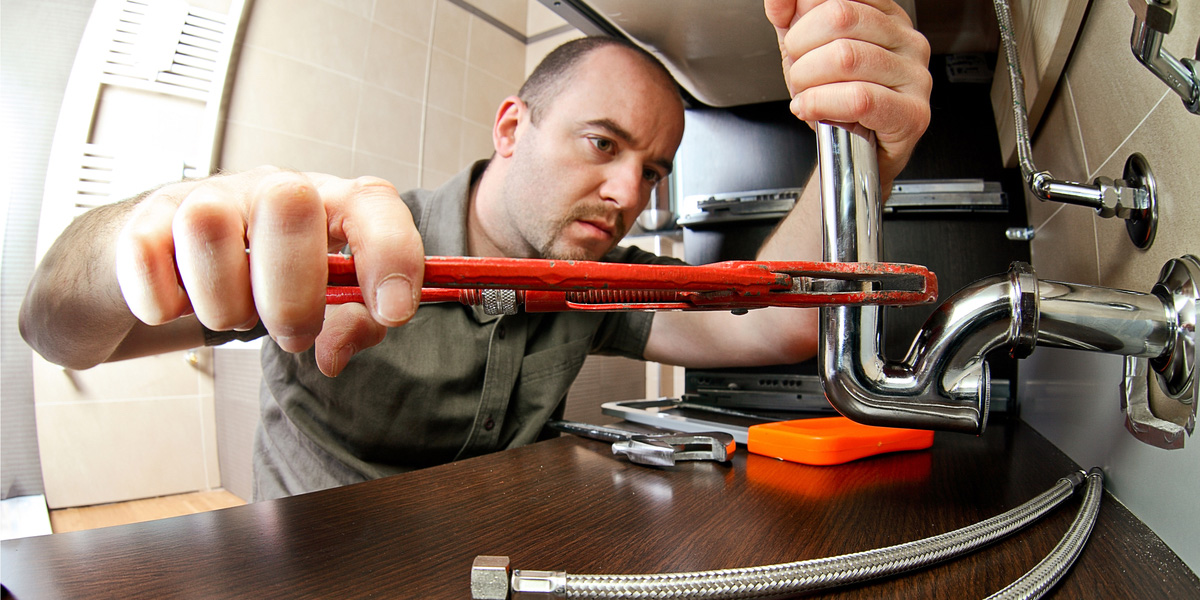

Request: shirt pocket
left=502, top=336, right=592, bottom=447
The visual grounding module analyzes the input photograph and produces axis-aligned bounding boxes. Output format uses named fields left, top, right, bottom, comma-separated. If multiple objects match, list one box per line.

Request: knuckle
left=256, top=177, right=324, bottom=222
left=906, top=29, right=932, bottom=63
left=848, top=86, right=875, bottom=118
left=350, top=175, right=399, bottom=196
left=832, top=39, right=861, bottom=72
left=826, top=0, right=858, bottom=31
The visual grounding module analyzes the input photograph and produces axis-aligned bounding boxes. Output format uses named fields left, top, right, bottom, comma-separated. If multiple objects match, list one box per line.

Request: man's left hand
left=765, top=0, right=932, bottom=191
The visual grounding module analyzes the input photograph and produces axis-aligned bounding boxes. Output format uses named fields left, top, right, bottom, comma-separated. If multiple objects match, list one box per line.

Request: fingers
left=783, top=1, right=924, bottom=64
left=766, top=0, right=931, bottom=185
left=318, top=175, right=424, bottom=328
left=115, top=167, right=422, bottom=364
left=172, top=186, right=255, bottom=331
left=116, top=185, right=196, bottom=326
left=789, top=81, right=930, bottom=147
left=314, top=303, right=388, bottom=377
left=245, top=172, right=330, bottom=352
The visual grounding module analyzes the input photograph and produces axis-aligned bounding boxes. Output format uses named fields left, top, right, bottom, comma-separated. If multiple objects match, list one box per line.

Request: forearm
left=20, top=195, right=175, bottom=369
left=643, top=169, right=823, bottom=368
left=757, top=166, right=822, bottom=263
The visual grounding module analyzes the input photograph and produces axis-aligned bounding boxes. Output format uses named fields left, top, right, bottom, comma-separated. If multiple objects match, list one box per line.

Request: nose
left=598, top=160, right=648, bottom=213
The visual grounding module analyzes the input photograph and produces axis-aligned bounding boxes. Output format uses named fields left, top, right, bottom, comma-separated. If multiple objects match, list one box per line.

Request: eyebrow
left=585, top=118, right=674, bottom=176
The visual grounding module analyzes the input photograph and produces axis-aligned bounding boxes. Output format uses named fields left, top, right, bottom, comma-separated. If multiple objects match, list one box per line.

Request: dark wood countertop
left=3, top=419, right=1197, bottom=599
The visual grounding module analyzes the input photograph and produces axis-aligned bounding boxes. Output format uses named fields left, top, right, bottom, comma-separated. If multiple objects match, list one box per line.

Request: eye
left=588, top=136, right=615, bottom=154
left=642, top=168, right=664, bottom=185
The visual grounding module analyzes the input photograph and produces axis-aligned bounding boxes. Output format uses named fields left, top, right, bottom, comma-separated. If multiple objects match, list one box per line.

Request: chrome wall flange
left=1122, top=153, right=1158, bottom=249
left=1124, top=255, right=1200, bottom=449
left=1150, top=255, right=1199, bottom=411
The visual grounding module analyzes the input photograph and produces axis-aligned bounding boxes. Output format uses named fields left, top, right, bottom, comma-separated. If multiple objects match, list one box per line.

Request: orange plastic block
left=747, top=416, right=934, bottom=466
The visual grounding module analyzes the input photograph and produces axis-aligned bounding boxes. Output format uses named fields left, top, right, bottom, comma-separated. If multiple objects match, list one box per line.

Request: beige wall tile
left=364, top=23, right=431, bottom=103
left=33, top=352, right=206, bottom=404
left=468, top=12, right=527, bottom=86
left=433, top=0, right=471, bottom=59
left=220, top=121, right=355, bottom=177
left=226, top=47, right=361, bottom=147
left=428, top=49, right=468, bottom=114
left=37, top=398, right=211, bottom=508
left=242, top=0, right=372, bottom=77
left=1030, top=204, right=1100, bottom=286
left=353, top=152, right=421, bottom=192
left=526, top=0, right=567, bottom=36
left=1062, top=0, right=1200, bottom=174
left=422, top=166, right=455, bottom=189
left=461, top=120, right=495, bottom=165
left=373, top=0, right=437, bottom=42
left=354, top=86, right=424, bottom=164
left=463, top=66, right=518, bottom=126
left=1093, top=94, right=1200, bottom=293
left=324, top=0, right=375, bottom=19
left=469, top=0, right=528, bottom=36
left=423, top=108, right=466, bottom=174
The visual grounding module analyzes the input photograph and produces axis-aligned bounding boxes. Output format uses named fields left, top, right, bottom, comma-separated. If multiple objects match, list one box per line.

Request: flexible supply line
left=471, top=470, right=1097, bottom=599
left=986, top=468, right=1105, bottom=600
left=993, top=0, right=1152, bottom=223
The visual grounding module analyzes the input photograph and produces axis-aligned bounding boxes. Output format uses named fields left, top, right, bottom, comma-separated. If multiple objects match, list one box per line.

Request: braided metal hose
left=986, top=468, right=1105, bottom=600
left=993, top=0, right=1041, bottom=187
left=473, top=470, right=1092, bottom=599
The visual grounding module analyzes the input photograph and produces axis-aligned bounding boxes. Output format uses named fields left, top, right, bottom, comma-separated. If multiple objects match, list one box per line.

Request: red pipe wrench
left=324, top=255, right=937, bottom=314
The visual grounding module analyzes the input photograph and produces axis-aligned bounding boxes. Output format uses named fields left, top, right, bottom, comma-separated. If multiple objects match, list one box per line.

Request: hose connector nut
left=1129, top=0, right=1176, bottom=33
left=471, top=555, right=511, bottom=600
left=512, top=569, right=567, bottom=599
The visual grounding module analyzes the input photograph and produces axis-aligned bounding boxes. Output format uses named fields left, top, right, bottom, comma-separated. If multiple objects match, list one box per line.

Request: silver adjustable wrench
left=547, top=420, right=735, bottom=466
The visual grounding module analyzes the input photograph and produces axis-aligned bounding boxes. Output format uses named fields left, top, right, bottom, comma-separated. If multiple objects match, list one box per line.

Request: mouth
left=577, top=218, right=616, bottom=239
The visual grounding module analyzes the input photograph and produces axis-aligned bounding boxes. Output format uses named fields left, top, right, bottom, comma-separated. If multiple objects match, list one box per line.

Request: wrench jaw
left=612, top=438, right=678, bottom=466
left=611, top=433, right=736, bottom=466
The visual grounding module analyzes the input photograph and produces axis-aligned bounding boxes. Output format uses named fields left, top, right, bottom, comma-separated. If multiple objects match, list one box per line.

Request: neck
left=466, top=161, right=508, bottom=258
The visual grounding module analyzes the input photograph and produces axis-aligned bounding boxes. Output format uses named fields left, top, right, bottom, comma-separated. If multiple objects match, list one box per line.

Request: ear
left=492, top=96, right=527, bottom=159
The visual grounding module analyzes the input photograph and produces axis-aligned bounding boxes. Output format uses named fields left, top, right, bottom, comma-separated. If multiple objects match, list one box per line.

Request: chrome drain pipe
left=817, top=123, right=1021, bottom=434
left=815, top=124, right=1196, bottom=438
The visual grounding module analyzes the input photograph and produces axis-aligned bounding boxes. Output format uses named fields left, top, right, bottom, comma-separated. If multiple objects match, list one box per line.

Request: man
left=20, top=0, right=931, bottom=499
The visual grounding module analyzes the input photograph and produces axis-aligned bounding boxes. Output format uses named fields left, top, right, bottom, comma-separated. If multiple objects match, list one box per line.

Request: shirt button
left=484, top=417, right=495, bottom=431
left=496, top=324, right=507, bottom=340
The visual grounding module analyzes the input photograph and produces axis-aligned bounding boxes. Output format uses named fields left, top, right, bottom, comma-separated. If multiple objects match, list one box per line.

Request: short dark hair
left=519, top=36, right=678, bottom=124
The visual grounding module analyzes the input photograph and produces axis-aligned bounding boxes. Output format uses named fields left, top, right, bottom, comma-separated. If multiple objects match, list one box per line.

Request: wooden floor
left=49, top=490, right=246, bottom=534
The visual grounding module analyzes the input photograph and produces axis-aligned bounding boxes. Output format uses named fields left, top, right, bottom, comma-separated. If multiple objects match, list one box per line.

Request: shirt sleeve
left=589, top=242, right=688, bottom=359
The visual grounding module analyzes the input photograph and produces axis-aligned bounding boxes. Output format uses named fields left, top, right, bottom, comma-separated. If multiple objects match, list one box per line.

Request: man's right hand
left=28, top=167, right=424, bottom=377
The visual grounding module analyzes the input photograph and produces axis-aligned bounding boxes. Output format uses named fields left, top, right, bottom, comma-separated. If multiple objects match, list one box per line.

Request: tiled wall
left=220, top=0, right=532, bottom=189
left=1016, top=0, right=1200, bottom=571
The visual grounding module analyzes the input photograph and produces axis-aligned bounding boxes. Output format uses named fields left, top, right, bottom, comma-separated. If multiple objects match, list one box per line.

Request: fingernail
left=275, top=334, right=316, bottom=353
left=375, top=275, right=416, bottom=324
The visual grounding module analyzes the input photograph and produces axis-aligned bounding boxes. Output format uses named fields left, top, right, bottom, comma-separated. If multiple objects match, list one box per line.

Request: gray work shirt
left=252, top=161, right=677, bottom=500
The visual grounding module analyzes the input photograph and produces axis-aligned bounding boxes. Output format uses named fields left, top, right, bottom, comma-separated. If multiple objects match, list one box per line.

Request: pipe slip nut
left=1129, top=0, right=1177, bottom=33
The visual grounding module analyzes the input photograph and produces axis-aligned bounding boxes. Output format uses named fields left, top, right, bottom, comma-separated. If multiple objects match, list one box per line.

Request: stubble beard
left=535, top=204, right=627, bottom=261
left=503, top=141, right=627, bottom=261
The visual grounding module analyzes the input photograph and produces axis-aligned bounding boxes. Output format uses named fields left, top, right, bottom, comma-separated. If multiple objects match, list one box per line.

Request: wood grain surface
left=3, top=419, right=1197, bottom=599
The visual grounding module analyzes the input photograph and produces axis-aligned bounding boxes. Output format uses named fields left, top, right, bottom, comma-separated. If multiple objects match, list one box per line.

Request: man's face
left=499, top=47, right=685, bottom=260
